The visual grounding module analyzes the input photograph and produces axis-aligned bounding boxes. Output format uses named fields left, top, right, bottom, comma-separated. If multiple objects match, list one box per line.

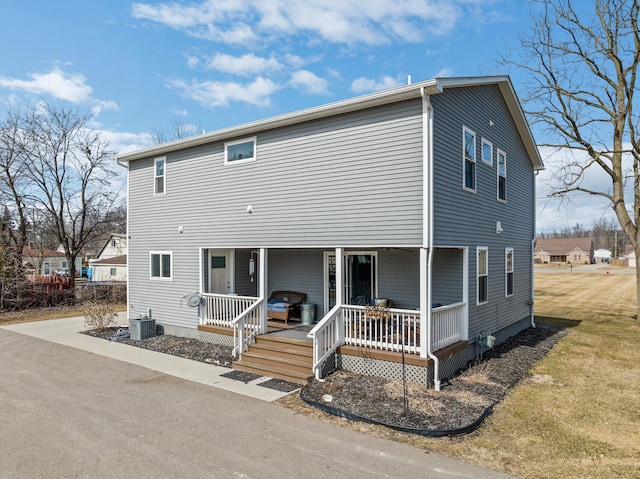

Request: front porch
left=197, top=293, right=467, bottom=385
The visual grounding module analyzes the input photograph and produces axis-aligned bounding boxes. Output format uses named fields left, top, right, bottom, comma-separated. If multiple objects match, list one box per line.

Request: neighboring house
left=593, top=249, right=612, bottom=264
left=90, top=254, right=127, bottom=282
left=116, top=76, right=543, bottom=388
left=88, top=233, right=128, bottom=282
left=624, top=245, right=636, bottom=268
left=22, top=244, right=81, bottom=276
left=534, top=238, right=594, bottom=264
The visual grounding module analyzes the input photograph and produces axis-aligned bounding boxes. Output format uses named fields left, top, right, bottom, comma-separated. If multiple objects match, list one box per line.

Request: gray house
left=116, top=76, right=543, bottom=389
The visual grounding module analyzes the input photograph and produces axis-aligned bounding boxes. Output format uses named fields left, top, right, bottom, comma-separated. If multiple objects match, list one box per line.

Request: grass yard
left=0, top=303, right=127, bottom=325
left=419, top=272, right=640, bottom=478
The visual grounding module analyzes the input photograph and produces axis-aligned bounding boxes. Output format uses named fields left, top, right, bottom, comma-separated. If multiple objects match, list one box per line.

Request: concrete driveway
left=0, top=326, right=516, bottom=479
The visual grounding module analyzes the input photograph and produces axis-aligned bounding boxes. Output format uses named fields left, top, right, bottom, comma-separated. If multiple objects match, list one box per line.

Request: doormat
left=220, top=370, right=261, bottom=383
left=257, top=378, right=301, bottom=393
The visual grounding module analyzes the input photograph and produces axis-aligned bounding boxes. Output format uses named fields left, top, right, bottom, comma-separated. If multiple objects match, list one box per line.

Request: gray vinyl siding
left=432, top=248, right=464, bottom=305
left=431, top=85, right=535, bottom=342
left=377, top=248, right=420, bottom=310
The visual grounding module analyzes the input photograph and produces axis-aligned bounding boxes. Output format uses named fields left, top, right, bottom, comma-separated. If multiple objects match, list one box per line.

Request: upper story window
left=477, top=246, right=488, bottom=305
left=463, top=127, right=476, bottom=191
left=150, top=251, right=172, bottom=280
left=110, top=267, right=117, bottom=276
left=154, top=157, right=166, bottom=195
left=497, top=149, right=506, bottom=202
left=505, top=248, right=514, bottom=297
left=225, top=137, right=256, bottom=165
left=482, top=138, right=493, bottom=165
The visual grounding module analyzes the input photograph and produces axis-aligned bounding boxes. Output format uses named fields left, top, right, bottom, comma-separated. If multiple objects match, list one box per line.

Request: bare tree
left=150, top=119, right=201, bottom=144
left=506, top=0, right=639, bottom=317
left=0, top=106, right=30, bottom=271
left=15, top=104, right=124, bottom=283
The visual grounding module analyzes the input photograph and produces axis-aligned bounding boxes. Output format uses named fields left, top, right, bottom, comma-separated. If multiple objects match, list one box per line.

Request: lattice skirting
left=336, top=346, right=469, bottom=388
left=198, top=330, right=234, bottom=348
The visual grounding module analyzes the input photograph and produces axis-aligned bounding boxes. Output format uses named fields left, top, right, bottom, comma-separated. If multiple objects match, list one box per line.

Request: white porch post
left=420, top=248, right=429, bottom=359
left=335, top=247, right=344, bottom=343
left=259, top=248, right=268, bottom=334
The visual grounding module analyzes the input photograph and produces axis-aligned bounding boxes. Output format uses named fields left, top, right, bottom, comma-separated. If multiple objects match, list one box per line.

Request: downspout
left=421, top=86, right=440, bottom=391
left=531, top=170, right=537, bottom=328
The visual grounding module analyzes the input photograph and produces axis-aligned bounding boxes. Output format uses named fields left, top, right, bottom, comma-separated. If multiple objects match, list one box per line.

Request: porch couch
left=267, top=291, right=306, bottom=324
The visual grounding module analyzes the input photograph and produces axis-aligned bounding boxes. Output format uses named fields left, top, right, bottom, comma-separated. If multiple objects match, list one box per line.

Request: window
left=154, top=157, right=166, bottom=195
left=463, top=127, right=476, bottom=191
left=111, top=239, right=117, bottom=247
left=481, top=138, right=493, bottom=165
left=43, top=262, right=50, bottom=275
left=225, top=137, right=256, bottom=165
left=505, top=248, right=514, bottom=297
left=477, top=247, right=488, bottom=305
left=150, top=252, right=172, bottom=280
left=61, top=260, right=68, bottom=269
left=497, top=149, right=506, bottom=201
left=110, top=267, right=117, bottom=276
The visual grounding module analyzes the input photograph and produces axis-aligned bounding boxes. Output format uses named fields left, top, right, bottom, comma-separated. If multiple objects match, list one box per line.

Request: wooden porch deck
left=198, top=320, right=467, bottom=385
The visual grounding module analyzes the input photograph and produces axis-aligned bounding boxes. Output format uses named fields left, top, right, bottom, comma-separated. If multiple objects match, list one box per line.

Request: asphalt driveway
left=0, top=328, right=515, bottom=479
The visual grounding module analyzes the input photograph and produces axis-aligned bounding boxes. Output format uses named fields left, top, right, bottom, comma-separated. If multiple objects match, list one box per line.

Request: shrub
left=83, top=302, right=117, bottom=331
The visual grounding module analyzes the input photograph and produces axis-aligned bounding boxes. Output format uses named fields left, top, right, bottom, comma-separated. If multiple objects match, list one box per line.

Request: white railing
left=307, top=305, right=343, bottom=379
left=232, top=298, right=263, bottom=358
left=200, top=293, right=260, bottom=328
left=432, top=302, right=466, bottom=350
left=343, top=305, right=421, bottom=354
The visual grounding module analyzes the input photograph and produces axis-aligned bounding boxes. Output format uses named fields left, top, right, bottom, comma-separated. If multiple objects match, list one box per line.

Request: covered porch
left=196, top=246, right=468, bottom=386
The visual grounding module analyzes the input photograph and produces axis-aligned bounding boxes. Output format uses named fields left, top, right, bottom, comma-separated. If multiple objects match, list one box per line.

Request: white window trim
left=463, top=127, right=476, bottom=192
left=505, top=247, right=514, bottom=297
left=481, top=138, right=493, bottom=165
left=154, top=157, right=166, bottom=196
left=497, top=148, right=507, bottom=203
left=150, top=251, right=173, bottom=280
left=224, top=136, right=257, bottom=166
left=477, top=246, right=488, bottom=305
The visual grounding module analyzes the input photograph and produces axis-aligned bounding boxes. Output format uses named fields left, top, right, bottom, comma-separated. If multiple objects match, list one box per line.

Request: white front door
left=208, top=250, right=232, bottom=294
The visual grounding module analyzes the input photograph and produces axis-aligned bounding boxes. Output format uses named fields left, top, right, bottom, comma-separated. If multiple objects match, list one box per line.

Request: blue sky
left=0, top=0, right=618, bottom=233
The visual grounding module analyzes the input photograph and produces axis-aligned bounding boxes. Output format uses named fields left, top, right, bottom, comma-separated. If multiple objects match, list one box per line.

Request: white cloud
left=132, top=0, right=462, bottom=46
left=186, top=55, right=200, bottom=69
left=168, top=76, right=280, bottom=107
left=290, top=70, right=329, bottom=95
left=350, top=75, right=402, bottom=93
left=91, top=99, right=120, bottom=116
left=0, top=67, right=92, bottom=103
left=433, top=67, right=454, bottom=78
left=206, top=53, right=283, bottom=75
left=171, top=108, right=189, bottom=116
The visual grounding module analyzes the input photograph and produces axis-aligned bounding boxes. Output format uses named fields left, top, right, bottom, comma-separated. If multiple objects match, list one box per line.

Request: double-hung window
left=225, top=137, right=256, bottom=165
left=477, top=247, right=488, bottom=305
left=505, top=248, right=514, bottom=297
left=154, top=157, right=166, bottom=195
left=463, top=127, right=476, bottom=191
left=497, top=149, right=506, bottom=202
left=150, top=251, right=172, bottom=280
left=482, top=138, right=493, bottom=165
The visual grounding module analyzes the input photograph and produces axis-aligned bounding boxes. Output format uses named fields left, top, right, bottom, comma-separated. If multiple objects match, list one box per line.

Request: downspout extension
left=531, top=237, right=536, bottom=328
left=421, top=86, right=441, bottom=391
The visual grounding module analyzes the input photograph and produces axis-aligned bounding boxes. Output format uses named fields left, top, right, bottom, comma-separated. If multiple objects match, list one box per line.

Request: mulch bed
left=83, top=323, right=566, bottom=435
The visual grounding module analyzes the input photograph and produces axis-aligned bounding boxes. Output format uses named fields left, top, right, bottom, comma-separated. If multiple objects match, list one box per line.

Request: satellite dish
left=185, top=293, right=203, bottom=308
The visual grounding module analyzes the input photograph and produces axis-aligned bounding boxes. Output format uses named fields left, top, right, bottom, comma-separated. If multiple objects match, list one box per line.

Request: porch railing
left=231, top=298, right=263, bottom=358
left=307, top=305, right=343, bottom=379
left=432, top=302, right=466, bottom=350
left=200, top=293, right=260, bottom=328
left=343, top=305, right=421, bottom=354
left=309, top=302, right=467, bottom=379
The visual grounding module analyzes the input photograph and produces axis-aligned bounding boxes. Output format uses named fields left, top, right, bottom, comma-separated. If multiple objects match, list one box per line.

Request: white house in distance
left=593, top=249, right=612, bottom=264
left=22, top=244, right=82, bottom=277
left=89, top=233, right=127, bottom=282
left=116, top=76, right=543, bottom=388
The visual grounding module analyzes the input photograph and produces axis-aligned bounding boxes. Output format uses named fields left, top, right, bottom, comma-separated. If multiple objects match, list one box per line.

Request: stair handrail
left=307, top=304, right=343, bottom=379
left=231, top=297, right=264, bottom=358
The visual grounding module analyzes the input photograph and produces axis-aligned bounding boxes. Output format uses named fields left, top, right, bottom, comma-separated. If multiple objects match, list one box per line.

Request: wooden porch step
left=233, top=333, right=314, bottom=385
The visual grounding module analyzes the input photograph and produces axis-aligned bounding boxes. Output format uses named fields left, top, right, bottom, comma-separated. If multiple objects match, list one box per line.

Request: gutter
left=421, top=86, right=441, bottom=391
